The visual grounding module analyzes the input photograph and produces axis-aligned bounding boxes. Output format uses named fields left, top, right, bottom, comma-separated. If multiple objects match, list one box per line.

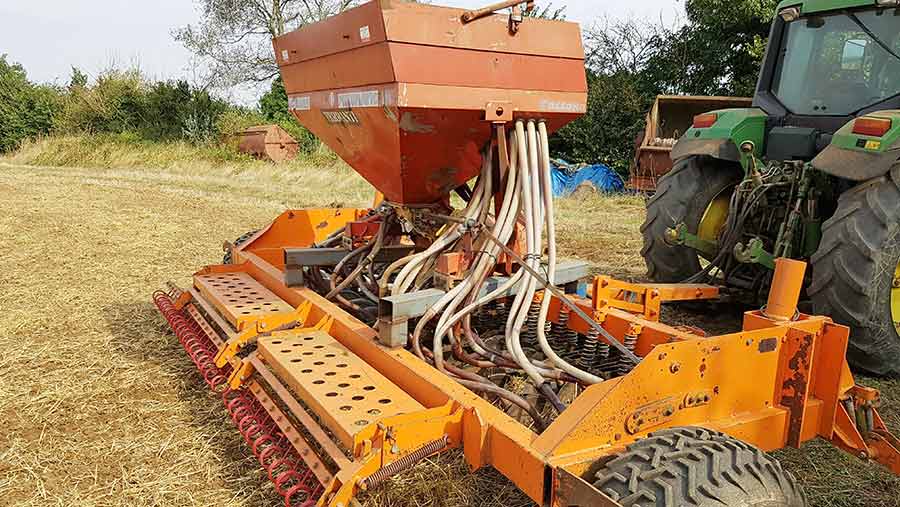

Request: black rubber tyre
left=593, top=427, right=807, bottom=507
left=809, top=167, right=900, bottom=376
left=222, top=230, right=259, bottom=264
left=641, top=156, right=743, bottom=282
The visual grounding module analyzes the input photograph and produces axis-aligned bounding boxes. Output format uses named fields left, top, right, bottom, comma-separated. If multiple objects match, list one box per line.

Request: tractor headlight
left=876, top=0, right=900, bottom=6
left=779, top=6, right=801, bottom=21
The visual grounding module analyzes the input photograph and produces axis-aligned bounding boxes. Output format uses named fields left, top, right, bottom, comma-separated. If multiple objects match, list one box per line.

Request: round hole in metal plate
left=349, top=374, right=360, bottom=379
left=314, top=345, right=324, bottom=349
left=326, top=392, right=338, bottom=397
left=340, top=405, right=352, bottom=411
left=368, top=409, right=381, bottom=416
left=325, top=371, right=336, bottom=377
left=281, top=349, right=291, bottom=353
left=301, top=369, right=313, bottom=374
left=355, top=420, right=369, bottom=426
left=363, top=386, right=375, bottom=391
left=292, top=343, right=302, bottom=347
left=314, top=361, right=325, bottom=366
left=379, top=399, right=391, bottom=405
left=290, top=359, right=302, bottom=363
left=271, top=341, right=282, bottom=345
left=313, top=380, right=325, bottom=385
left=352, top=395, right=365, bottom=401
left=304, top=337, right=314, bottom=341
left=303, top=352, right=314, bottom=356
left=325, top=353, right=335, bottom=358
left=337, top=364, right=348, bottom=368
left=338, top=383, right=350, bottom=388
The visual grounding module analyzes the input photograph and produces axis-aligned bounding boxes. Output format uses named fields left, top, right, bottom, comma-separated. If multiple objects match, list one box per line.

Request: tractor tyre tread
left=222, top=229, right=260, bottom=265
left=641, top=156, right=742, bottom=282
left=809, top=167, right=900, bottom=376
left=593, top=427, right=807, bottom=507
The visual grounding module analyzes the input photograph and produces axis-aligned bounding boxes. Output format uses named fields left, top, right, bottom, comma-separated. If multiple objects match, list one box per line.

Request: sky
left=0, top=0, right=684, bottom=102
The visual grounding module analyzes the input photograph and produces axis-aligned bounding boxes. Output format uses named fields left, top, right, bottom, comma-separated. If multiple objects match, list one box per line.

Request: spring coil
left=565, top=319, right=580, bottom=358
left=153, top=291, right=323, bottom=507
left=363, top=435, right=450, bottom=490
left=549, top=307, right=570, bottom=352
left=617, top=332, right=639, bottom=377
left=578, top=327, right=600, bottom=373
left=523, top=301, right=540, bottom=347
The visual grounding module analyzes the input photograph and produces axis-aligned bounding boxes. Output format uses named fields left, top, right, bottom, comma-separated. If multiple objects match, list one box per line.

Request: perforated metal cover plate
left=258, top=329, right=423, bottom=447
left=194, top=272, right=294, bottom=329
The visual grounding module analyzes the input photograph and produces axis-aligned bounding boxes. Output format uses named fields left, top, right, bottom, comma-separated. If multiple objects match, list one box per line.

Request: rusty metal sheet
left=779, top=331, right=816, bottom=448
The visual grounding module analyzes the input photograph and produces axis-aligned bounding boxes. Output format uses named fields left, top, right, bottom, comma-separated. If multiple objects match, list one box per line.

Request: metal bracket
left=554, top=468, right=622, bottom=507
left=214, top=301, right=314, bottom=368
left=734, top=237, right=776, bottom=270
left=665, top=223, right=718, bottom=258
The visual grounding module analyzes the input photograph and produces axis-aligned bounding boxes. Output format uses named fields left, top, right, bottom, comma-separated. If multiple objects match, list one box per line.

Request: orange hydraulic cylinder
left=766, top=258, right=807, bottom=320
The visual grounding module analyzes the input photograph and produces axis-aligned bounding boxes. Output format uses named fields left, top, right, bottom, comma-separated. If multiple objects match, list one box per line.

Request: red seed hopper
left=272, top=0, right=588, bottom=204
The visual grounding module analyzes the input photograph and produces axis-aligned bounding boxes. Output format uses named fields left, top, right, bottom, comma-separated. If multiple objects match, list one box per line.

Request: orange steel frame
left=169, top=210, right=900, bottom=507
left=157, top=3, right=900, bottom=505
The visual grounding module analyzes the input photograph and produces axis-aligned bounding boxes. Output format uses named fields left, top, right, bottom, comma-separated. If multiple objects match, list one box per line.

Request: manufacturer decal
left=539, top=100, right=585, bottom=113
left=281, top=50, right=289, bottom=62
left=865, top=140, right=882, bottom=150
left=359, top=25, right=371, bottom=42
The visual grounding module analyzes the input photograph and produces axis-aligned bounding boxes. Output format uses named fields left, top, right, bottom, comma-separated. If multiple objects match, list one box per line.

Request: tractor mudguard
left=813, top=110, right=900, bottom=182
left=671, top=108, right=768, bottom=169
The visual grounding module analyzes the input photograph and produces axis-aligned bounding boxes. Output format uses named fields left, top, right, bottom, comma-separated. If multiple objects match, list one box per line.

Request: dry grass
left=2, top=138, right=900, bottom=506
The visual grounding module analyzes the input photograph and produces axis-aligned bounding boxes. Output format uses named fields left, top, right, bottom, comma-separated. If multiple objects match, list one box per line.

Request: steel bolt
left=670, top=362, right=681, bottom=373
left=893, top=277, right=900, bottom=289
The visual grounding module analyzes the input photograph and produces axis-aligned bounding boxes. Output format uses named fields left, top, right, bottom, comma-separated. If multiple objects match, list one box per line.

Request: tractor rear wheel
left=641, top=156, right=743, bottom=282
left=222, top=230, right=259, bottom=264
left=593, top=427, right=807, bottom=507
left=809, top=168, right=900, bottom=376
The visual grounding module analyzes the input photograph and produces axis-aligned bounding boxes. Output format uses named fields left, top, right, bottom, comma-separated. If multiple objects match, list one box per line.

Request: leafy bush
left=0, top=56, right=60, bottom=153
left=58, top=68, right=228, bottom=143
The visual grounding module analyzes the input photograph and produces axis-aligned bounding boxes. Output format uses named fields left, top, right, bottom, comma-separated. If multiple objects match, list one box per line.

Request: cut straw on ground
left=1, top=142, right=899, bottom=506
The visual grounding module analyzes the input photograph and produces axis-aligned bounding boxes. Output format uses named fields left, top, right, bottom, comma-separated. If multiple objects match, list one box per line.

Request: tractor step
left=257, top=329, right=424, bottom=448
left=194, top=272, right=294, bottom=329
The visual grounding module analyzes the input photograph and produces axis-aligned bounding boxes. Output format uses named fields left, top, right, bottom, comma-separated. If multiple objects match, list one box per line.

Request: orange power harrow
left=153, top=289, right=324, bottom=506
left=149, top=2, right=900, bottom=506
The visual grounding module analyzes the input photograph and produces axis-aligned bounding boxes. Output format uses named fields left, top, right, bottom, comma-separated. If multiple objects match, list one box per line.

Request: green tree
left=258, top=77, right=317, bottom=152
left=175, top=0, right=359, bottom=87
left=648, top=0, right=777, bottom=96
left=0, top=56, right=59, bottom=153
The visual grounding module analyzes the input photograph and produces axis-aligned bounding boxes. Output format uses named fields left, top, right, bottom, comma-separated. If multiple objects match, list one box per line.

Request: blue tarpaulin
left=549, top=159, right=624, bottom=196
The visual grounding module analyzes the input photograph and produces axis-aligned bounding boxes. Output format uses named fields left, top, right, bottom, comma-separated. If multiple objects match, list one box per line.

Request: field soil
left=2, top=160, right=900, bottom=506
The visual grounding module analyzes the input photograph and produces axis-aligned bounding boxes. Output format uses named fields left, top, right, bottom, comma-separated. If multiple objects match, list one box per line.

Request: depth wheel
left=593, top=427, right=807, bottom=507
left=222, top=229, right=260, bottom=264
left=641, top=156, right=742, bottom=282
left=809, top=168, right=900, bottom=376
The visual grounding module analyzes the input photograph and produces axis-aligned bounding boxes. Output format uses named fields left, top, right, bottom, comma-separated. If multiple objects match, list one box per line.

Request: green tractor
left=643, top=0, right=900, bottom=375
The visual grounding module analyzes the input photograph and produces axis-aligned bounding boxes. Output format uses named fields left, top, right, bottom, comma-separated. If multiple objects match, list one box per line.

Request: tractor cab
left=756, top=2, right=900, bottom=135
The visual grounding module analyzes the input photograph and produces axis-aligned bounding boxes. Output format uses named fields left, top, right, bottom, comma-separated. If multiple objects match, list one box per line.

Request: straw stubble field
left=1, top=156, right=900, bottom=506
